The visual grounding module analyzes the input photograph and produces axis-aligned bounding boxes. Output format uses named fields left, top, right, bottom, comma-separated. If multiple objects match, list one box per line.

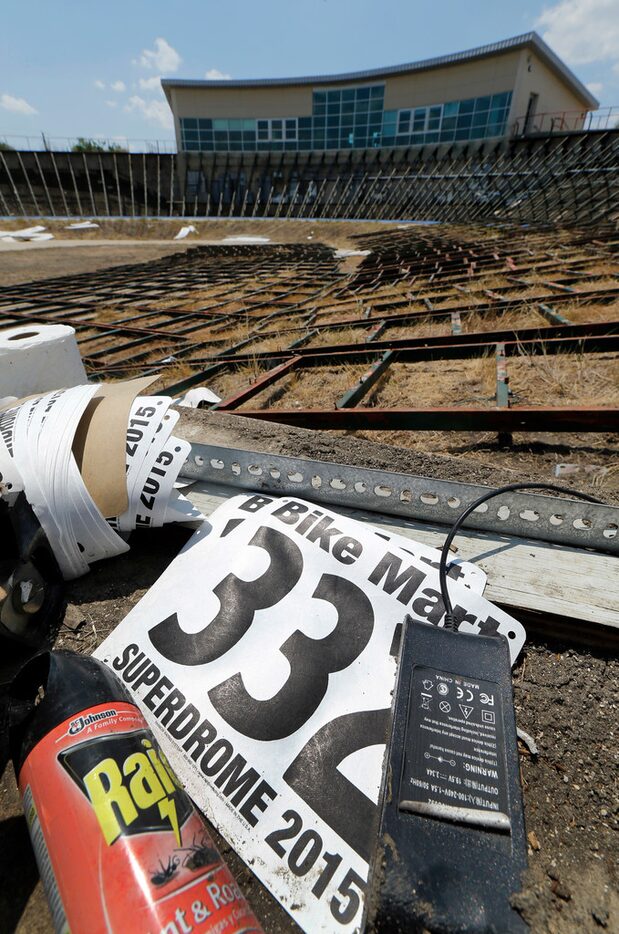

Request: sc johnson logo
left=68, top=709, right=118, bottom=735
left=58, top=730, right=192, bottom=845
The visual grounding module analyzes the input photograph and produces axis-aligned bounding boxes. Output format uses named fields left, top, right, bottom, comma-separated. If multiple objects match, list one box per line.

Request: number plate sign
left=95, top=494, right=525, bottom=933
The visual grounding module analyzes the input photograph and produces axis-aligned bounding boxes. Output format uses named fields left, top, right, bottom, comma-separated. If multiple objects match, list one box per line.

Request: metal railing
left=0, top=133, right=176, bottom=154
left=511, top=106, right=619, bottom=136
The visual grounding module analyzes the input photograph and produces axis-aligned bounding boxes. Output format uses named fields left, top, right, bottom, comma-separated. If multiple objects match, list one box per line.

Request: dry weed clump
left=306, top=327, right=364, bottom=348
left=388, top=318, right=451, bottom=340
left=464, top=305, right=546, bottom=333
left=367, top=356, right=496, bottom=409
left=508, top=349, right=619, bottom=407
left=239, top=362, right=370, bottom=410
left=562, top=301, right=619, bottom=323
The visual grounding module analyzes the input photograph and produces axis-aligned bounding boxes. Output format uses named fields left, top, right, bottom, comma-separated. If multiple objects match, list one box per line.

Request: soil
left=0, top=231, right=618, bottom=933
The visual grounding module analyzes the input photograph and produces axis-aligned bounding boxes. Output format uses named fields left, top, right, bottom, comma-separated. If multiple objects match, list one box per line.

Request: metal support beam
left=215, top=355, right=303, bottom=410
left=233, top=406, right=619, bottom=432
left=336, top=350, right=394, bottom=408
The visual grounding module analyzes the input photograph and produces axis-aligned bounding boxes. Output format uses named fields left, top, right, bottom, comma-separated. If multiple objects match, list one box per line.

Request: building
left=162, top=32, right=598, bottom=155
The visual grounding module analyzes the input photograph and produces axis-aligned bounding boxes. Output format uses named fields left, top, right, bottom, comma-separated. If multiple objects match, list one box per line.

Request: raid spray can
left=9, top=650, right=264, bottom=934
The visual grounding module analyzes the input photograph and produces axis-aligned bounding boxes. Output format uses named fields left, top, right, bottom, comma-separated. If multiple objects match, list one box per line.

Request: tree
left=0, top=141, right=14, bottom=151
left=71, top=138, right=106, bottom=152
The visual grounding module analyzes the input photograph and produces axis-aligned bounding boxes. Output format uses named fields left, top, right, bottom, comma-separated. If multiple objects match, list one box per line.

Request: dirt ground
left=0, top=234, right=617, bottom=934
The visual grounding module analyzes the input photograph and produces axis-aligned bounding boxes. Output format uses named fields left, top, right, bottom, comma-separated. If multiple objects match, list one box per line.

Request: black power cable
left=438, top=482, right=604, bottom=631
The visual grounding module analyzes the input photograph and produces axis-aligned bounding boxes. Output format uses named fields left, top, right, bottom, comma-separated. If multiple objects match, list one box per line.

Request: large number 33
left=149, top=525, right=388, bottom=861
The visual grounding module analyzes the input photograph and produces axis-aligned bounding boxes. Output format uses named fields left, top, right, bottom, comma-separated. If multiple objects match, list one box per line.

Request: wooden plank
left=185, top=480, right=619, bottom=631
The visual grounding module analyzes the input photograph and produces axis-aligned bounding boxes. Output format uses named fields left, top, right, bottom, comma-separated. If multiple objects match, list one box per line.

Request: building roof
left=161, top=32, right=598, bottom=109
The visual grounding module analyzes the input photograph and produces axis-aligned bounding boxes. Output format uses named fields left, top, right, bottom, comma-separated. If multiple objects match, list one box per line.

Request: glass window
left=198, top=119, right=212, bottom=130
left=214, top=130, right=227, bottom=141
left=183, top=118, right=198, bottom=129
left=342, top=88, right=355, bottom=102
left=327, top=101, right=340, bottom=114
left=443, top=101, right=459, bottom=117
left=313, top=115, right=325, bottom=128
left=271, top=119, right=282, bottom=131
left=327, top=113, right=340, bottom=127
left=327, top=90, right=340, bottom=103
left=213, top=119, right=228, bottom=131
left=356, top=87, right=370, bottom=100
left=398, top=109, right=411, bottom=133
left=475, top=96, right=491, bottom=112
left=242, top=119, right=255, bottom=130
left=183, top=130, right=199, bottom=141
left=491, top=92, right=510, bottom=108
left=441, top=116, right=456, bottom=131
left=242, top=131, right=256, bottom=142
left=185, top=140, right=199, bottom=150
left=369, top=96, right=382, bottom=112
left=298, top=117, right=311, bottom=129
left=342, top=99, right=355, bottom=114
left=313, top=91, right=326, bottom=105
left=271, top=126, right=282, bottom=140
left=313, top=102, right=326, bottom=116
left=370, top=85, right=384, bottom=98
left=472, top=111, right=488, bottom=128
left=427, top=105, right=442, bottom=130
left=257, top=128, right=269, bottom=140
left=456, top=113, right=472, bottom=129
left=413, top=108, right=426, bottom=130
left=459, top=99, right=475, bottom=114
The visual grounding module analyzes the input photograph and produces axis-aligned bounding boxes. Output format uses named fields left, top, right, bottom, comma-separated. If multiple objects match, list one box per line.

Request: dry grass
left=561, top=300, right=619, bottom=323
left=388, top=318, right=451, bottom=340
left=306, top=327, right=364, bottom=348
left=463, top=305, right=546, bottom=333
left=237, top=362, right=370, bottom=410
left=367, top=356, right=496, bottom=409
left=508, top=349, right=619, bottom=407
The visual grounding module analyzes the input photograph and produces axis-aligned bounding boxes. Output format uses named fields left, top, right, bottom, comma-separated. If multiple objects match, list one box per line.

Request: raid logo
left=58, top=730, right=192, bottom=846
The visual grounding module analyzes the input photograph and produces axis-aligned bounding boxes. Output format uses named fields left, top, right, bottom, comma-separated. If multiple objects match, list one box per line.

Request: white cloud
left=138, top=76, right=162, bottom=91
left=1, top=93, right=37, bottom=115
left=94, top=79, right=106, bottom=90
left=139, top=37, right=181, bottom=73
left=105, top=100, right=118, bottom=108
left=204, top=68, right=231, bottom=80
left=587, top=81, right=603, bottom=96
left=110, top=80, right=126, bottom=93
left=536, top=0, right=619, bottom=65
left=125, top=94, right=173, bottom=129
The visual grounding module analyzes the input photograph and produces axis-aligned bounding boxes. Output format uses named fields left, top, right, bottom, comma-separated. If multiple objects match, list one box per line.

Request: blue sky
left=1, top=0, right=617, bottom=144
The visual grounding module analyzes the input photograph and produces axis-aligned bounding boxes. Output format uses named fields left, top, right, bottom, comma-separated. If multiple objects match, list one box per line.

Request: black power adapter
left=365, top=483, right=602, bottom=934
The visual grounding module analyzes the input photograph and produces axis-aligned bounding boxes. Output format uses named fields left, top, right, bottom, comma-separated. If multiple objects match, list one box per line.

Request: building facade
left=163, top=33, right=597, bottom=155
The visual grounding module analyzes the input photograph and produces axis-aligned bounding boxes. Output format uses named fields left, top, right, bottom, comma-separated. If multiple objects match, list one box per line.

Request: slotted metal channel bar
left=181, top=443, right=619, bottom=554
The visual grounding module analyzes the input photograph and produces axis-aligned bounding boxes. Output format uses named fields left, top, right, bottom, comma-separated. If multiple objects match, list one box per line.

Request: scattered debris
left=173, top=224, right=197, bottom=240
left=517, top=727, right=539, bottom=757
left=0, top=226, right=53, bottom=242
left=528, top=830, right=541, bottom=851
left=64, top=221, right=100, bottom=230
left=555, top=463, right=609, bottom=479
left=221, top=235, right=271, bottom=243
left=176, top=387, right=222, bottom=408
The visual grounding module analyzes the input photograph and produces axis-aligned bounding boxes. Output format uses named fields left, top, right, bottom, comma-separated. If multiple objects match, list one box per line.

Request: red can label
left=19, top=701, right=263, bottom=934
